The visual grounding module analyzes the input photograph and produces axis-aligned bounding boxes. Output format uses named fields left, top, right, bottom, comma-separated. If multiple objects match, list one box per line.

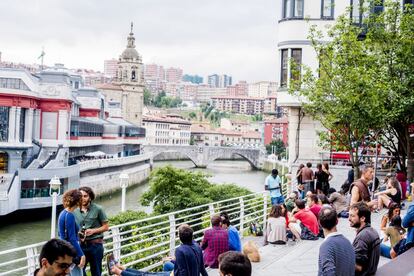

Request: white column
left=8, top=107, right=17, bottom=142
left=57, top=110, right=68, bottom=142
left=15, top=107, right=21, bottom=143
left=33, top=109, right=41, bottom=140
left=24, top=108, right=34, bottom=143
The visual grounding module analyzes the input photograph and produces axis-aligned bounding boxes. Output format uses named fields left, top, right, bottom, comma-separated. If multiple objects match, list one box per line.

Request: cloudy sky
left=0, top=0, right=278, bottom=82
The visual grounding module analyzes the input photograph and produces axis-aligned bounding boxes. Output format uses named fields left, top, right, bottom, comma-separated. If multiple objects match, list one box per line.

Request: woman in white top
left=265, top=204, right=287, bottom=245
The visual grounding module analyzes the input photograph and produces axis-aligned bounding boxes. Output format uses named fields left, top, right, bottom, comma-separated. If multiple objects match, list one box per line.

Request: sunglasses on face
left=54, top=261, right=76, bottom=271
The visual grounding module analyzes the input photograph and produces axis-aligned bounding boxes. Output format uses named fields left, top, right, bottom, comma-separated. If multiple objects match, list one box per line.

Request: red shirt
left=309, top=204, right=322, bottom=218
left=294, top=209, right=319, bottom=235
left=201, top=226, right=228, bottom=268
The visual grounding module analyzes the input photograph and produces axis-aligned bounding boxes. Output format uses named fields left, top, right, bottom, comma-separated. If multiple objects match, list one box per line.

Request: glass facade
left=321, top=0, right=334, bottom=18
left=283, top=0, right=304, bottom=19
left=70, top=120, right=103, bottom=137
left=291, top=49, right=302, bottom=80
left=0, top=107, right=9, bottom=142
left=20, top=178, right=68, bottom=198
left=0, top=78, right=30, bottom=91
left=280, top=49, right=289, bottom=87
left=351, top=0, right=363, bottom=24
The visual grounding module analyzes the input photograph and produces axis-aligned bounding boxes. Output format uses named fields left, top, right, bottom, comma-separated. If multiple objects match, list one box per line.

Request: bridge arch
left=206, top=152, right=258, bottom=169
left=151, top=149, right=199, bottom=167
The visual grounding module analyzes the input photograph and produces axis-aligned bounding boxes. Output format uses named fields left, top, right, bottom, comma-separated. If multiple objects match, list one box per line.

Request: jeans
left=81, top=243, right=104, bottom=276
left=380, top=243, right=391, bottom=259
left=70, top=266, right=83, bottom=276
left=271, top=196, right=284, bottom=205
left=121, top=268, right=170, bottom=276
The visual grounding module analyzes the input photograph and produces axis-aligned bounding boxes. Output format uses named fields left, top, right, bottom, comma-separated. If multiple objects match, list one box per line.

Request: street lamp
left=119, top=172, right=129, bottom=212
left=49, top=176, right=62, bottom=238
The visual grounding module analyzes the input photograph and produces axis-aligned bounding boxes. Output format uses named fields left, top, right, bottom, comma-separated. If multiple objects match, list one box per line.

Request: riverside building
left=276, top=0, right=352, bottom=163
left=0, top=62, right=146, bottom=216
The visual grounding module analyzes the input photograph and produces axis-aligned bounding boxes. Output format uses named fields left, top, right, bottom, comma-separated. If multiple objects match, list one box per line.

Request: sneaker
left=106, top=253, right=116, bottom=275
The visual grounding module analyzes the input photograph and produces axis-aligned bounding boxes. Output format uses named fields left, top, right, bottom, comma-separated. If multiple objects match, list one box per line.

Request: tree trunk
left=406, top=130, right=413, bottom=183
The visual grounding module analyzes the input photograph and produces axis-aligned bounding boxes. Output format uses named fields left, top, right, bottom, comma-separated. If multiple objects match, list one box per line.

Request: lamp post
left=49, top=176, right=62, bottom=238
left=119, top=173, right=129, bottom=212
left=33, top=177, right=38, bottom=200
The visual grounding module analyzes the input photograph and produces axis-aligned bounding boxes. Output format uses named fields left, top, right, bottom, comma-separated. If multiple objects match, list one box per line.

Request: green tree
left=140, top=166, right=252, bottom=214
left=143, top=88, right=152, bottom=106
left=266, top=139, right=286, bottom=156
left=290, top=3, right=390, bottom=176
left=188, top=111, right=197, bottom=120
left=364, top=1, right=414, bottom=180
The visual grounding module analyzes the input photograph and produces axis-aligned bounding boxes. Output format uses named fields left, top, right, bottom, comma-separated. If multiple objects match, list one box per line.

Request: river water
left=0, top=160, right=268, bottom=252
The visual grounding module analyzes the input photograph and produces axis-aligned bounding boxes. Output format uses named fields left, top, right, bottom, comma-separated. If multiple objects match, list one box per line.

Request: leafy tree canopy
left=140, top=165, right=252, bottom=214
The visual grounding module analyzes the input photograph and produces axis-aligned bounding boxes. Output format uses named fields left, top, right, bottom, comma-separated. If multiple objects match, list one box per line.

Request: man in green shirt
left=74, top=186, right=109, bottom=276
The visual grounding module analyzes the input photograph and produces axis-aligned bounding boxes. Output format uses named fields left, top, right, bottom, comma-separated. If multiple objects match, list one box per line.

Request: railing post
left=239, top=198, right=245, bottom=236
left=281, top=163, right=286, bottom=196
left=26, top=247, right=37, bottom=275
left=208, top=204, right=215, bottom=227
left=262, top=193, right=268, bottom=234
left=112, top=227, right=121, bottom=261
left=168, top=214, right=176, bottom=256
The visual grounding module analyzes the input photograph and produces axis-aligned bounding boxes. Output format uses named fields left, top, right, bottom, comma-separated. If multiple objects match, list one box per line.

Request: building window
left=372, top=0, right=384, bottom=14
left=280, top=49, right=289, bottom=87
left=283, top=0, right=304, bottom=19
left=19, top=108, right=26, bottom=142
left=291, top=49, right=302, bottom=80
left=321, top=0, right=334, bottom=18
left=351, top=0, right=363, bottom=24
left=0, top=107, right=9, bottom=142
left=0, top=152, right=8, bottom=173
left=0, top=78, right=30, bottom=91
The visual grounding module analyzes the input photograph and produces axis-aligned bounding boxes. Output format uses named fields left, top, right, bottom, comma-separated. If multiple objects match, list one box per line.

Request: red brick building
left=264, top=118, right=288, bottom=146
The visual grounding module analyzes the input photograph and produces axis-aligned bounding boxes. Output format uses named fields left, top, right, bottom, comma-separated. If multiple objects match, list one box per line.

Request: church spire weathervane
left=130, top=22, right=133, bottom=34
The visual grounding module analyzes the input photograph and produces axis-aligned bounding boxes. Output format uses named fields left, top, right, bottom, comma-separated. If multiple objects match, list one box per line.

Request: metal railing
left=79, top=153, right=151, bottom=172
left=0, top=191, right=271, bottom=276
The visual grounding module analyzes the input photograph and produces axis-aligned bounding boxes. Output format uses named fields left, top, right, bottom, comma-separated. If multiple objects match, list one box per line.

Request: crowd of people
left=33, top=163, right=414, bottom=276
left=265, top=162, right=414, bottom=275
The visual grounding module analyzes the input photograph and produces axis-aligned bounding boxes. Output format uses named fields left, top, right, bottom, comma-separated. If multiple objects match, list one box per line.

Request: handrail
left=38, top=144, right=63, bottom=168
left=6, top=171, right=18, bottom=195
left=0, top=191, right=271, bottom=275
left=22, top=139, right=43, bottom=169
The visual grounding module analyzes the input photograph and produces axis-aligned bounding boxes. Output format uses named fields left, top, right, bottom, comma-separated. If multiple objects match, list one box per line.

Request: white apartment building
left=277, top=1, right=408, bottom=164
left=196, top=86, right=227, bottom=103
left=104, top=59, right=118, bottom=78
left=248, top=81, right=278, bottom=98
left=142, top=115, right=191, bottom=145
left=276, top=0, right=353, bottom=164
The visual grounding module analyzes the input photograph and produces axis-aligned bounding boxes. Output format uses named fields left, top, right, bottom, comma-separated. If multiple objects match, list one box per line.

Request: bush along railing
left=0, top=192, right=271, bottom=276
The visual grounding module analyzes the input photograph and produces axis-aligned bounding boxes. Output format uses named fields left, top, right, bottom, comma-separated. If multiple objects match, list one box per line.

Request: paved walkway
left=208, top=209, right=400, bottom=276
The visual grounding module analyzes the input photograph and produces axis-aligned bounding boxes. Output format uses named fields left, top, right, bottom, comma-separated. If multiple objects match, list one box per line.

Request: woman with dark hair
left=314, top=163, right=324, bottom=195
left=58, top=189, right=85, bottom=276
left=264, top=205, right=287, bottom=244
left=380, top=203, right=401, bottom=232
left=380, top=215, right=406, bottom=259
left=375, top=177, right=401, bottom=210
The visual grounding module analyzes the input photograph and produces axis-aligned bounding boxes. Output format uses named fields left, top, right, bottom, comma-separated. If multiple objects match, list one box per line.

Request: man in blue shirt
left=318, top=207, right=355, bottom=276
left=220, top=212, right=242, bottom=252
left=265, top=169, right=284, bottom=205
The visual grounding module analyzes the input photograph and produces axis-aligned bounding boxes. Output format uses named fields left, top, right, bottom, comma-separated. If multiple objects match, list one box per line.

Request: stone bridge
left=143, top=145, right=264, bottom=169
